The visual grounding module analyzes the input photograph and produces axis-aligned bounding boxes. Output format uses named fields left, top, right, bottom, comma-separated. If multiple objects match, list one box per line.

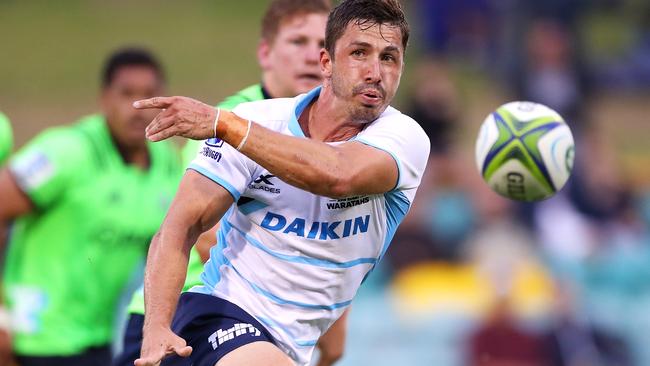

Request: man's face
left=324, top=22, right=404, bottom=123
left=101, top=66, right=163, bottom=148
left=259, top=12, right=327, bottom=97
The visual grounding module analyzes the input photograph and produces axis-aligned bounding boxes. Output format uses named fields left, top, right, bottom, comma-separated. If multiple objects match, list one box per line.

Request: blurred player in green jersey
left=113, top=2, right=348, bottom=366
left=0, top=112, right=12, bottom=165
left=0, top=111, right=13, bottom=366
left=0, top=48, right=183, bottom=366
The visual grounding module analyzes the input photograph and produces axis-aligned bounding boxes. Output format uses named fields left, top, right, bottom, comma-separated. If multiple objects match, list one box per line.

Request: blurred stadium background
left=2, top=0, right=650, bottom=365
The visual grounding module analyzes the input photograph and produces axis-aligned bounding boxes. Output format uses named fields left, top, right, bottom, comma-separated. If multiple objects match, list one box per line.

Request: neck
left=262, top=74, right=287, bottom=99
left=299, top=83, right=367, bottom=142
left=111, top=134, right=150, bottom=169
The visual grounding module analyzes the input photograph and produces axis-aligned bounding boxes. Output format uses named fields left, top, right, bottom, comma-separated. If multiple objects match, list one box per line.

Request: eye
left=351, top=49, right=365, bottom=57
left=291, top=38, right=307, bottom=46
left=381, top=53, right=396, bottom=62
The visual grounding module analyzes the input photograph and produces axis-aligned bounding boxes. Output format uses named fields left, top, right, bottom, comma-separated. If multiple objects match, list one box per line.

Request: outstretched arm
left=0, top=168, right=33, bottom=227
left=134, top=97, right=398, bottom=198
left=135, top=170, right=233, bottom=366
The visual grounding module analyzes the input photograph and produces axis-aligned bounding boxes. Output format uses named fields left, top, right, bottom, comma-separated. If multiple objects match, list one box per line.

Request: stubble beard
left=331, top=69, right=384, bottom=125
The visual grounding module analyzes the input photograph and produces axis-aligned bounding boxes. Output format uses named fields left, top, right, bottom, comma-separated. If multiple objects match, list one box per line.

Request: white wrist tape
left=213, top=108, right=221, bottom=139
left=236, top=120, right=252, bottom=151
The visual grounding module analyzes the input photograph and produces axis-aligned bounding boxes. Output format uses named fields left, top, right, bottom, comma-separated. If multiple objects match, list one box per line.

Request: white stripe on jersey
left=189, top=86, right=429, bottom=365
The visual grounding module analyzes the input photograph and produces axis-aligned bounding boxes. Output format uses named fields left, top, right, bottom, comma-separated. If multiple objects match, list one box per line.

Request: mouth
left=130, top=118, right=150, bottom=131
left=358, top=89, right=383, bottom=105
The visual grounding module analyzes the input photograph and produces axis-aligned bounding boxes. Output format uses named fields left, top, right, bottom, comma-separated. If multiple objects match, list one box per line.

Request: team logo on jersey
left=11, top=151, right=55, bottom=190
left=249, top=174, right=280, bottom=194
left=205, top=138, right=224, bottom=148
left=208, top=323, right=261, bottom=350
left=200, top=146, right=222, bottom=162
left=326, top=196, right=370, bottom=210
left=253, top=174, right=275, bottom=185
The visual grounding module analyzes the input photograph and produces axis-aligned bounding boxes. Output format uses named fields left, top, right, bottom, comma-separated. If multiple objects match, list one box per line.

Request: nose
left=364, top=59, right=381, bottom=84
left=306, top=42, right=320, bottom=64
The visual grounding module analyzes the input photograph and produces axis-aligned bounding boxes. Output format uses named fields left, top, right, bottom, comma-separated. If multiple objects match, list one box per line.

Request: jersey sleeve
left=353, top=113, right=430, bottom=192
left=8, top=128, right=86, bottom=209
left=187, top=138, right=255, bottom=202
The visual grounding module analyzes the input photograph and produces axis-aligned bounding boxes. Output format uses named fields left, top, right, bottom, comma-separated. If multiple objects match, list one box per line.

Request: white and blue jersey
left=188, top=87, right=429, bottom=365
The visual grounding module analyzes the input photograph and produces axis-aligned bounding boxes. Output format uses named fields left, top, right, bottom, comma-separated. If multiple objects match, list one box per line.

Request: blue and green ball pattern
left=479, top=104, right=572, bottom=201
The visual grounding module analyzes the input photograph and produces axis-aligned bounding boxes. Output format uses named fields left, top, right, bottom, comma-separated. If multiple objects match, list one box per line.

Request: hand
left=134, top=326, right=192, bottom=366
left=133, top=96, right=217, bottom=142
left=0, top=329, right=13, bottom=366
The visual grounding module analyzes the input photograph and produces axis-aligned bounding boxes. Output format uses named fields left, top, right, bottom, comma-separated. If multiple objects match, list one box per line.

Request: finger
left=145, top=113, right=177, bottom=138
left=172, top=345, right=193, bottom=358
left=134, top=356, right=161, bottom=366
left=133, top=96, right=175, bottom=110
left=147, top=127, right=177, bottom=142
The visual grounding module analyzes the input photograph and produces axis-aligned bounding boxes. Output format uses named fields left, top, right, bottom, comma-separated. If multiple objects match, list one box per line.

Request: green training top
left=127, top=84, right=266, bottom=315
left=0, top=111, right=13, bottom=164
left=4, top=115, right=183, bottom=356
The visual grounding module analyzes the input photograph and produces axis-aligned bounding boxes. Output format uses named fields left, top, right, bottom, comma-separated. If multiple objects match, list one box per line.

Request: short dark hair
left=102, top=47, right=165, bottom=87
left=261, top=0, right=331, bottom=43
left=325, top=0, right=409, bottom=59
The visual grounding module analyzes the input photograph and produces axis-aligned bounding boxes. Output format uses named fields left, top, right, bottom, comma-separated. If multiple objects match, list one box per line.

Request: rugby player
left=0, top=48, right=183, bottom=366
left=136, top=1, right=428, bottom=365
left=112, top=1, right=348, bottom=366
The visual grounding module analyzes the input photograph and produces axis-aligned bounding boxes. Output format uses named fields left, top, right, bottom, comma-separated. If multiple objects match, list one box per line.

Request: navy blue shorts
left=112, top=313, right=189, bottom=366
left=17, top=345, right=111, bottom=366
left=170, top=292, right=276, bottom=366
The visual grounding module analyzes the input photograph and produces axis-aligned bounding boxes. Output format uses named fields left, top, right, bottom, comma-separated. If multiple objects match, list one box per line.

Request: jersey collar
left=289, top=86, right=322, bottom=138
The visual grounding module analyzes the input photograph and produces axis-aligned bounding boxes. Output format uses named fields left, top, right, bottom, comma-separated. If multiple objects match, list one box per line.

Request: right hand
left=134, top=326, right=192, bottom=366
left=133, top=96, right=217, bottom=142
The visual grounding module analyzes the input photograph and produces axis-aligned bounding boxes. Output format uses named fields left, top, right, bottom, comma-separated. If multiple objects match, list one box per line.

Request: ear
left=99, top=88, right=109, bottom=112
left=257, top=39, right=272, bottom=71
left=320, top=49, right=332, bottom=78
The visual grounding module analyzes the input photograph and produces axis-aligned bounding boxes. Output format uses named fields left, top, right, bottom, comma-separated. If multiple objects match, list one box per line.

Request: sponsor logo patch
left=261, top=211, right=370, bottom=240
left=11, top=151, right=55, bottom=190
left=208, top=323, right=261, bottom=350
left=205, top=138, right=224, bottom=148
left=200, top=147, right=222, bottom=161
left=326, top=196, right=370, bottom=210
left=249, top=174, right=280, bottom=194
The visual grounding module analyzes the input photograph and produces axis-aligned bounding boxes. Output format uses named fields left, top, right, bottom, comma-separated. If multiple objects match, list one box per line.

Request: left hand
left=133, top=96, right=217, bottom=142
left=315, top=309, right=349, bottom=366
left=135, top=325, right=192, bottom=366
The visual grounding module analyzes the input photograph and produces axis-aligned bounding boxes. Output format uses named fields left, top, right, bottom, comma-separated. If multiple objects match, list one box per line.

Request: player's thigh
left=216, top=341, right=294, bottom=366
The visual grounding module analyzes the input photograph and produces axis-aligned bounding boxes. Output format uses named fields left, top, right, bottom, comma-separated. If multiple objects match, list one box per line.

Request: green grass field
left=0, top=1, right=268, bottom=144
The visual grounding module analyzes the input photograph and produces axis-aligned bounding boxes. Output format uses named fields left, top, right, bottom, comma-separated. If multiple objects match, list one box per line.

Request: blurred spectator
left=598, top=3, right=650, bottom=90
left=544, top=285, right=633, bottom=366
left=468, top=298, right=552, bottom=366
left=510, top=18, right=592, bottom=135
left=532, top=127, right=643, bottom=365
left=534, top=129, right=631, bottom=267
left=414, top=0, right=495, bottom=68
left=408, top=58, right=459, bottom=155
